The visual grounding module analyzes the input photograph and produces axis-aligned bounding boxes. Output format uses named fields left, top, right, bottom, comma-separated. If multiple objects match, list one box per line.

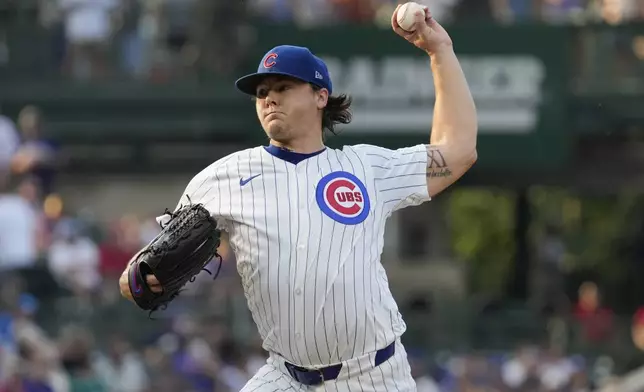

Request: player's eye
left=278, top=85, right=291, bottom=92
left=255, top=88, right=268, bottom=99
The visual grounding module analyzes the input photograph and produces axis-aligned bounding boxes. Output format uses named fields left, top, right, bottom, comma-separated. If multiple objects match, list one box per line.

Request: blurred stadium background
left=2, top=0, right=644, bottom=391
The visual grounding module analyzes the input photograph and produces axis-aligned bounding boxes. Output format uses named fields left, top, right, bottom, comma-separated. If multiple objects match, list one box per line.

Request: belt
left=284, top=341, right=396, bottom=386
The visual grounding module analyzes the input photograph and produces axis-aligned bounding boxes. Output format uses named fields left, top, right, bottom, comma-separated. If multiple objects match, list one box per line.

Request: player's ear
left=316, top=88, right=329, bottom=109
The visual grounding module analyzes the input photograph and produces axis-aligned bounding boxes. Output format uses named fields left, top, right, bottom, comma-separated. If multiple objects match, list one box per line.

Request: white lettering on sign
left=323, top=55, right=545, bottom=134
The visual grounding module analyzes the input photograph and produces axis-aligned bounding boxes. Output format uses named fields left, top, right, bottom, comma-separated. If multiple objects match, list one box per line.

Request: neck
left=269, top=136, right=325, bottom=154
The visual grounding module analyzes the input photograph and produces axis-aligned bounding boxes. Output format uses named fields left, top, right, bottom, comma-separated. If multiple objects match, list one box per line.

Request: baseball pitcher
left=119, top=3, right=478, bottom=391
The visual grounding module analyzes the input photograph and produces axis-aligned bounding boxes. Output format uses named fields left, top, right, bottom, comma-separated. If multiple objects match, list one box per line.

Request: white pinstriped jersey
left=163, top=144, right=430, bottom=367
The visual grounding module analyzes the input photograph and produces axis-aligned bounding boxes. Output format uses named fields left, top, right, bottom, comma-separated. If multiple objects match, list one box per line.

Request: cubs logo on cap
left=316, top=171, right=370, bottom=225
left=263, top=53, right=278, bottom=68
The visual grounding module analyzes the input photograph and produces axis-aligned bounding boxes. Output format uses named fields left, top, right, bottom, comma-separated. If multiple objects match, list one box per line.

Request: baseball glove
left=128, top=200, right=222, bottom=315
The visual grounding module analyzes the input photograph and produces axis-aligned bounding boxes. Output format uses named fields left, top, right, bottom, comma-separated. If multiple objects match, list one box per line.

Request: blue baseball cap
left=235, top=45, right=332, bottom=96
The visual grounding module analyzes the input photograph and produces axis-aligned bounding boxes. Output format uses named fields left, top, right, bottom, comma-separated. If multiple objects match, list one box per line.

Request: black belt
left=284, top=342, right=395, bottom=386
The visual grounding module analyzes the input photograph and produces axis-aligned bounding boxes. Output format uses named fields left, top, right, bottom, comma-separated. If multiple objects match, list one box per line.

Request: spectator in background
left=414, top=0, right=460, bottom=24
left=501, top=345, right=541, bottom=391
left=597, top=0, right=644, bottom=24
left=0, top=114, right=19, bottom=185
left=573, top=282, right=614, bottom=345
left=11, top=106, right=59, bottom=197
left=537, top=345, right=580, bottom=391
left=0, top=292, right=68, bottom=392
left=10, top=295, right=59, bottom=371
left=38, top=0, right=68, bottom=71
left=165, top=316, right=223, bottom=392
left=217, top=339, right=251, bottom=392
left=48, top=218, right=101, bottom=299
left=58, top=0, right=119, bottom=80
left=536, top=224, right=569, bottom=317
left=99, top=220, right=137, bottom=281
left=242, top=336, right=267, bottom=377
left=14, top=176, right=56, bottom=269
left=9, top=341, right=59, bottom=392
left=539, top=0, right=586, bottom=24
left=0, top=176, right=41, bottom=276
left=456, top=354, right=504, bottom=391
left=329, top=0, right=377, bottom=23
left=619, top=307, right=644, bottom=375
left=0, top=348, right=18, bottom=390
left=98, top=214, right=151, bottom=282
left=114, top=0, right=145, bottom=78
left=406, top=350, right=440, bottom=392
left=247, top=0, right=296, bottom=22
left=93, top=334, right=149, bottom=392
left=451, top=0, right=499, bottom=23
left=631, top=307, right=644, bottom=351
left=58, top=325, right=107, bottom=392
left=189, top=0, right=251, bottom=76
left=158, top=0, right=198, bottom=78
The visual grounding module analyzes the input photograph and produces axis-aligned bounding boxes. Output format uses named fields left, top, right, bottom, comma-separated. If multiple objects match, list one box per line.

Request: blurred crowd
left=2, top=0, right=644, bottom=81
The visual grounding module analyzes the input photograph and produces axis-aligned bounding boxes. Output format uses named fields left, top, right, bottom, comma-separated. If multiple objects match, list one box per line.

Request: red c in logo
left=326, top=179, right=362, bottom=215
left=263, top=53, right=278, bottom=68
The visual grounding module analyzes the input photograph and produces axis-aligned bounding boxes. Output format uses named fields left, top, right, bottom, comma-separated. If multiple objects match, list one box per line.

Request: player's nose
left=264, top=90, right=279, bottom=107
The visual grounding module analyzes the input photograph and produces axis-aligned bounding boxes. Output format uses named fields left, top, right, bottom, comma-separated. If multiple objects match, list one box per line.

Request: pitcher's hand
left=391, top=3, right=453, bottom=55
left=119, top=266, right=163, bottom=301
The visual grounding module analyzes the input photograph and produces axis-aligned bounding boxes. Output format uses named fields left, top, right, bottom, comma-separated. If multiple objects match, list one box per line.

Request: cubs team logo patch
left=263, top=53, right=278, bottom=68
left=316, top=171, right=370, bottom=225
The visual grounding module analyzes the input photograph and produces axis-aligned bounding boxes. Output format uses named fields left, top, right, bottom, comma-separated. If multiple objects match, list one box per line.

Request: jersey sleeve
left=354, top=144, right=430, bottom=214
left=155, top=163, right=230, bottom=232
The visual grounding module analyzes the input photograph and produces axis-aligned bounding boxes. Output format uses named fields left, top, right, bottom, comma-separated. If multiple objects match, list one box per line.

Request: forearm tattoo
left=426, top=147, right=452, bottom=178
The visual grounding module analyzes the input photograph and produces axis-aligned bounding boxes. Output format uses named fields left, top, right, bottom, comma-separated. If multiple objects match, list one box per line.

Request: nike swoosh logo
left=240, top=174, right=261, bottom=186
left=129, top=265, right=143, bottom=296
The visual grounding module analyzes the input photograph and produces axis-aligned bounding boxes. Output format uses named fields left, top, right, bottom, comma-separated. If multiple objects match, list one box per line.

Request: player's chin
left=265, top=122, right=288, bottom=140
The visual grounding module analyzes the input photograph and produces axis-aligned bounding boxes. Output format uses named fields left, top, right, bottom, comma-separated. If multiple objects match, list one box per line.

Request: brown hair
left=311, top=85, right=352, bottom=136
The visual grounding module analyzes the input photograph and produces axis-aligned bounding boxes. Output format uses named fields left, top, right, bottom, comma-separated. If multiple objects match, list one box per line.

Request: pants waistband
left=282, top=341, right=396, bottom=386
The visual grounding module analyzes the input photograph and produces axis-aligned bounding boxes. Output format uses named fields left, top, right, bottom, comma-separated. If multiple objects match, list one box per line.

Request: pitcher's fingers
left=146, top=275, right=160, bottom=286
left=391, top=4, right=402, bottom=30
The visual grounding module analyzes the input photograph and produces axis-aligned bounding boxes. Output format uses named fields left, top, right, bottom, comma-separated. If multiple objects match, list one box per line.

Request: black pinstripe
left=374, top=173, right=425, bottom=181
left=250, top=150, right=271, bottom=341
left=291, top=162, right=308, bottom=366
left=301, top=158, right=315, bottom=364
left=379, top=184, right=426, bottom=192
left=387, top=313, right=401, bottom=392
left=344, top=151, right=362, bottom=361
left=260, top=150, right=278, bottom=348
left=365, top=153, right=390, bottom=160
left=239, top=155, right=263, bottom=337
left=331, top=150, right=346, bottom=362
left=311, top=157, right=326, bottom=364
left=355, top=361, right=366, bottom=392
left=324, top=152, right=338, bottom=362
left=283, top=160, right=295, bottom=362
left=244, top=369, right=281, bottom=392
left=343, top=149, right=373, bottom=362
left=270, top=154, right=286, bottom=358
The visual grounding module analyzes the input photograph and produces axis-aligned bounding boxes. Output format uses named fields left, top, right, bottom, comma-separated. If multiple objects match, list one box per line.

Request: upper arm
left=425, top=143, right=477, bottom=197
left=356, top=144, right=430, bottom=214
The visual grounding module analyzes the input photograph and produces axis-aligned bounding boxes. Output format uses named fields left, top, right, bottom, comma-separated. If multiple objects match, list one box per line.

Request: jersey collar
left=263, top=144, right=326, bottom=165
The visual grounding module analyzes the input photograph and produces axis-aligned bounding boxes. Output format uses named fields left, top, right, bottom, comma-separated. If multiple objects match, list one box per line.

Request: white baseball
left=396, top=2, right=424, bottom=32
